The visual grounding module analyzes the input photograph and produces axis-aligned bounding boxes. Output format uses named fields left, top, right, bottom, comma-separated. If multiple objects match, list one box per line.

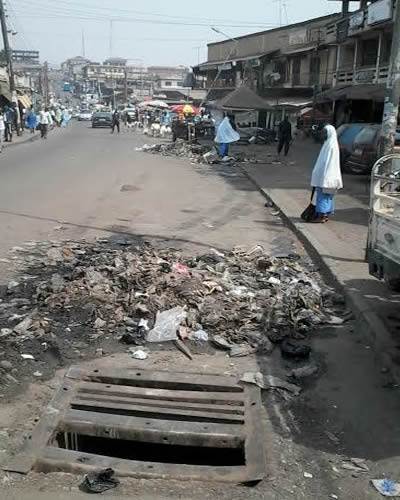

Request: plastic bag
left=371, top=479, right=400, bottom=497
left=81, top=468, right=120, bottom=493
left=215, top=117, right=240, bottom=144
left=146, top=306, right=187, bottom=342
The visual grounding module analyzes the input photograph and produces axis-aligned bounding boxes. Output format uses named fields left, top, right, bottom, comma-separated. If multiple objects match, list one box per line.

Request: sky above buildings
left=8, top=0, right=354, bottom=66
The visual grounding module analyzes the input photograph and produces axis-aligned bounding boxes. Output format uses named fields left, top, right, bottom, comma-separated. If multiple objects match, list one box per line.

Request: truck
left=367, top=154, right=400, bottom=291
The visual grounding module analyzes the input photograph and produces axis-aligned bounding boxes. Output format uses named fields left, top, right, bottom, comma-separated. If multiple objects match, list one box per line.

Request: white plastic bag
left=146, top=306, right=187, bottom=342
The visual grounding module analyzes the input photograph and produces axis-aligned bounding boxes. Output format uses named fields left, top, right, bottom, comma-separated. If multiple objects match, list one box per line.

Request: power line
left=13, top=0, right=279, bottom=28
left=13, top=0, right=280, bottom=27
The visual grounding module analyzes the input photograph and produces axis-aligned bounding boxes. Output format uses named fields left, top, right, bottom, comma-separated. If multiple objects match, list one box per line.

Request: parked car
left=78, top=111, right=92, bottom=121
left=92, top=111, right=112, bottom=128
left=336, top=123, right=366, bottom=171
left=346, top=125, right=400, bottom=175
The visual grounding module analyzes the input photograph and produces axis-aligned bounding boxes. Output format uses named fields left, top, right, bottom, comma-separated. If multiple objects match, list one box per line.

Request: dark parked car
left=346, top=125, right=400, bottom=175
left=92, top=111, right=112, bottom=128
left=336, top=123, right=366, bottom=171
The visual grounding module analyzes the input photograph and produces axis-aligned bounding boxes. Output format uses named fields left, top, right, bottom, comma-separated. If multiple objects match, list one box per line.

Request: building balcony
left=325, top=0, right=396, bottom=44
left=334, top=64, right=389, bottom=85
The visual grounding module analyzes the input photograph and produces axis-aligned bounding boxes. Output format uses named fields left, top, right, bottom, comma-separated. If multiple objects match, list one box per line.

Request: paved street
left=1, top=123, right=400, bottom=500
left=0, top=122, right=298, bottom=277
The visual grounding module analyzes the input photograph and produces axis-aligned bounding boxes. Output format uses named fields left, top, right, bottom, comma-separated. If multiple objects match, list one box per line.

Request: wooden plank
left=62, top=409, right=244, bottom=448
left=4, top=377, right=74, bottom=474
left=37, top=446, right=253, bottom=483
left=67, top=365, right=243, bottom=393
left=243, top=385, right=266, bottom=482
left=73, top=393, right=245, bottom=414
left=77, top=381, right=244, bottom=406
left=71, top=398, right=245, bottom=424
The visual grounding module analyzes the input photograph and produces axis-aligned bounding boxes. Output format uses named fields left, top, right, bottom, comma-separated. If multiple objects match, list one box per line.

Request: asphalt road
left=1, top=122, right=400, bottom=500
left=0, top=122, right=298, bottom=279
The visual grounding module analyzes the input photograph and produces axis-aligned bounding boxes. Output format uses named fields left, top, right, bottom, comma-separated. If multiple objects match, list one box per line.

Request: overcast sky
left=8, top=0, right=350, bottom=66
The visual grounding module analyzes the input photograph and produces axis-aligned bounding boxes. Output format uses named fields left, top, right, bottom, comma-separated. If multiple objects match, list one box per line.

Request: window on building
left=164, top=81, right=172, bottom=86
left=309, top=57, right=320, bottom=85
left=361, top=38, right=379, bottom=67
left=292, top=57, right=301, bottom=85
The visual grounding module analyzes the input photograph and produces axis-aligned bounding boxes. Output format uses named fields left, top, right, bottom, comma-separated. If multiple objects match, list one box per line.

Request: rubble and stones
left=0, top=240, right=344, bottom=385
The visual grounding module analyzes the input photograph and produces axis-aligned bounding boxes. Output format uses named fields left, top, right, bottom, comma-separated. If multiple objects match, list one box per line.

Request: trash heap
left=0, top=241, right=344, bottom=380
left=137, top=140, right=211, bottom=162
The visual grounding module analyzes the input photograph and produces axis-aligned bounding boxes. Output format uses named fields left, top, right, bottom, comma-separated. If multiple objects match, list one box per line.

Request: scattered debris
left=291, top=363, right=319, bottom=379
left=146, top=306, right=187, bottom=343
left=325, top=431, right=340, bottom=445
left=241, top=372, right=301, bottom=396
left=190, top=329, right=209, bottom=342
left=303, top=472, right=313, bottom=479
left=341, top=458, right=369, bottom=473
left=0, top=241, right=343, bottom=383
left=230, top=344, right=257, bottom=357
left=281, top=339, right=311, bottom=360
left=33, top=371, right=42, bottom=377
left=20, top=354, right=34, bottom=360
left=131, top=349, right=148, bottom=360
left=371, top=479, right=400, bottom=497
left=81, top=468, right=120, bottom=494
left=175, top=338, right=193, bottom=360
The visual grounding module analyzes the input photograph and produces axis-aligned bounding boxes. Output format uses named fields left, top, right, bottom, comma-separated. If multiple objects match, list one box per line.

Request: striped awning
left=18, top=94, right=32, bottom=109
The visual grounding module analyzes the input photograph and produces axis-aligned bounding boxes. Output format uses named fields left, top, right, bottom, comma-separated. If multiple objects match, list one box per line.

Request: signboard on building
left=367, top=0, right=392, bottom=25
left=289, top=29, right=308, bottom=46
left=355, top=69, right=375, bottom=84
left=349, top=11, right=364, bottom=30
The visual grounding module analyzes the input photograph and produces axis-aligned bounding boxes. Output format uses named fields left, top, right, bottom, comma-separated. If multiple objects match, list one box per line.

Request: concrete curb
left=239, top=164, right=399, bottom=382
left=4, top=133, right=40, bottom=150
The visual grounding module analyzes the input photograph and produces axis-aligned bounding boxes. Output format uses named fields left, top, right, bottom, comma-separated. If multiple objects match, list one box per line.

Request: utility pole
left=109, top=20, right=113, bottom=57
left=381, top=1, right=400, bottom=162
left=123, top=67, right=128, bottom=103
left=0, top=0, right=21, bottom=134
left=81, top=29, right=86, bottom=58
left=43, top=61, right=49, bottom=105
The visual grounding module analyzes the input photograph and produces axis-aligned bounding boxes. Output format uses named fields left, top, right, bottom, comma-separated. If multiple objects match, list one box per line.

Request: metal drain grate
left=6, top=365, right=265, bottom=483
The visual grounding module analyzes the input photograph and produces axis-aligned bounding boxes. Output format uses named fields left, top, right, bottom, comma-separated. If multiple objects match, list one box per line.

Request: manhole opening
left=53, top=432, right=246, bottom=466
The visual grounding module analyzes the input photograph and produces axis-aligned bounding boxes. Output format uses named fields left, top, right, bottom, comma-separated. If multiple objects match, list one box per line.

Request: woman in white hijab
left=311, top=124, right=343, bottom=223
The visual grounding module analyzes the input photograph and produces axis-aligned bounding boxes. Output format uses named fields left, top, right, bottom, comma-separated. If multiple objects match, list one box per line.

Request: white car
left=78, top=111, right=92, bottom=121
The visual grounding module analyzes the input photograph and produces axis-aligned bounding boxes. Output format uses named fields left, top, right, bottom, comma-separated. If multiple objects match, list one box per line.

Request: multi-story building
left=193, top=13, right=342, bottom=127
left=12, top=50, right=40, bottom=64
left=319, top=0, right=396, bottom=124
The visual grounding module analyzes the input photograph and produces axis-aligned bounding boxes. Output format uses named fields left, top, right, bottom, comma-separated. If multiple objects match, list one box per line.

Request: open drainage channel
left=6, top=365, right=265, bottom=483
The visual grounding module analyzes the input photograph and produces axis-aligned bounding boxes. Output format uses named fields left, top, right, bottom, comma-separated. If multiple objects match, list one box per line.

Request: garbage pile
left=137, top=140, right=212, bottom=162
left=0, top=241, right=345, bottom=382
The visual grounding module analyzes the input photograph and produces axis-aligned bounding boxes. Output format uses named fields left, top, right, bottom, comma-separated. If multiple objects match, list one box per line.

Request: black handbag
left=301, top=188, right=316, bottom=222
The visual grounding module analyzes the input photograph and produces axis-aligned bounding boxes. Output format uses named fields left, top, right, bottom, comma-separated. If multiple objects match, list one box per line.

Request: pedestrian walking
left=277, top=116, right=292, bottom=156
left=310, top=124, right=343, bottom=223
left=111, top=110, right=120, bottom=134
left=0, top=110, right=5, bottom=152
left=39, top=107, right=53, bottom=139
left=4, top=106, right=15, bottom=142
left=55, top=107, right=62, bottom=127
left=60, top=107, right=70, bottom=127
left=214, top=115, right=240, bottom=157
left=26, top=106, right=37, bottom=134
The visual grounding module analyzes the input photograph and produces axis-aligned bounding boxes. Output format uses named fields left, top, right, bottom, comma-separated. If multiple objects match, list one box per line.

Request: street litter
left=131, top=349, right=148, bottom=360
left=33, top=371, right=42, bottom=377
left=21, top=354, right=34, bottom=360
left=291, top=363, right=319, bottom=379
left=0, top=240, right=343, bottom=381
left=241, top=372, right=301, bottom=396
left=303, top=472, right=313, bottom=479
left=371, top=479, right=400, bottom=497
left=146, top=306, right=187, bottom=342
left=81, top=468, right=120, bottom=494
left=191, top=330, right=209, bottom=342
left=341, top=458, right=369, bottom=473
